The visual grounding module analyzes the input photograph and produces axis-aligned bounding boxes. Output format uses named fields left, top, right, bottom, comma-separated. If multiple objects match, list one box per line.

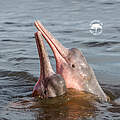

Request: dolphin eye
left=72, top=64, right=75, bottom=68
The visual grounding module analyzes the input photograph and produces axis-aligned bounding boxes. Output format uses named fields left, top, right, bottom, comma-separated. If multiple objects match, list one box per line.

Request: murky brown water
left=0, top=0, right=120, bottom=119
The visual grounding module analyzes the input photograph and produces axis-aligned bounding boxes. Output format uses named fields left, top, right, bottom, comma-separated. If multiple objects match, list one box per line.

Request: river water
left=0, top=0, right=120, bottom=120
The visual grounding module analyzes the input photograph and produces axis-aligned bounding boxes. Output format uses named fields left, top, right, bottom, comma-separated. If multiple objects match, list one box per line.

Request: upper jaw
left=34, top=21, right=69, bottom=65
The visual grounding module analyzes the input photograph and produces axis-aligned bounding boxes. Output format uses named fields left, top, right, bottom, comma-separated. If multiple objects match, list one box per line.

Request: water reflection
left=1, top=70, right=119, bottom=120
left=9, top=89, right=99, bottom=120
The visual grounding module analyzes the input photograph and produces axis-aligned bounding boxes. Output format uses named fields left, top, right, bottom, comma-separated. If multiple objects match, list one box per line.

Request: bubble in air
left=89, top=20, right=103, bottom=35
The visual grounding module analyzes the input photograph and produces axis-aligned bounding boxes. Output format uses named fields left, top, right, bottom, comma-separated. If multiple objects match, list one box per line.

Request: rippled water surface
left=0, top=0, right=120, bottom=119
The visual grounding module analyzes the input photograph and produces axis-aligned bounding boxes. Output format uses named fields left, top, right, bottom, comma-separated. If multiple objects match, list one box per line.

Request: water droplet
left=89, top=20, right=103, bottom=35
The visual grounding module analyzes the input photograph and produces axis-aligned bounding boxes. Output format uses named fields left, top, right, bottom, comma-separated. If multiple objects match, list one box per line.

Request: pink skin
left=32, top=32, right=66, bottom=98
left=34, top=20, right=108, bottom=101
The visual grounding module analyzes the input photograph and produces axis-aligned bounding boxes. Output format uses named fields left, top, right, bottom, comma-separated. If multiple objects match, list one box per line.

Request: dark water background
left=0, top=0, right=120, bottom=119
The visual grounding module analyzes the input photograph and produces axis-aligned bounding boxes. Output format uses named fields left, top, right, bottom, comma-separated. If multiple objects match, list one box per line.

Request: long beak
left=35, top=31, right=54, bottom=79
left=34, top=21, right=69, bottom=68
